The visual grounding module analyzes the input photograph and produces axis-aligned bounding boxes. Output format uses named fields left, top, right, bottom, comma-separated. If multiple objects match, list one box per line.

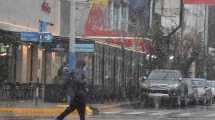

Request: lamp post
left=67, top=0, right=89, bottom=72
left=68, top=0, right=76, bottom=72
left=203, top=5, right=209, bottom=79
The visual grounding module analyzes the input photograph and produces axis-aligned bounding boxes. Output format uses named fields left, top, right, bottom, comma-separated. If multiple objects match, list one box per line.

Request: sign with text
left=184, top=0, right=215, bottom=4
left=21, top=32, right=39, bottom=42
left=40, top=32, right=53, bottom=43
left=75, top=44, right=95, bottom=53
left=21, top=32, right=53, bottom=43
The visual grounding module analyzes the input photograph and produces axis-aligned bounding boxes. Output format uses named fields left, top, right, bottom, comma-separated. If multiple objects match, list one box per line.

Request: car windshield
left=207, top=81, right=215, bottom=88
left=192, top=80, right=206, bottom=87
left=148, top=71, right=179, bottom=80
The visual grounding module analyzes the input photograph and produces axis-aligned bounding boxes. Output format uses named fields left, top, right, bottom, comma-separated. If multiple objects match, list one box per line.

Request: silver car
left=207, top=80, right=215, bottom=103
left=140, top=69, right=188, bottom=108
left=191, top=78, right=212, bottom=105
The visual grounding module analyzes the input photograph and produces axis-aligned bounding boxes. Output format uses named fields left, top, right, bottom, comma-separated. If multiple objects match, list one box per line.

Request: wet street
left=1, top=105, right=215, bottom=120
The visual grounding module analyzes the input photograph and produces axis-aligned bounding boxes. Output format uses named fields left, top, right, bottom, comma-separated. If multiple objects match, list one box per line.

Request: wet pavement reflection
left=1, top=105, right=215, bottom=120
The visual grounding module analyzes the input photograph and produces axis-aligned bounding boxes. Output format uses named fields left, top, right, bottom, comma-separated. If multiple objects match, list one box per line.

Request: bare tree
left=174, top=32, right=201, bottom=77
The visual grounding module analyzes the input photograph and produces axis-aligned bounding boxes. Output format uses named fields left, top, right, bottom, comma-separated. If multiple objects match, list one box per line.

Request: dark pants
left=56, top=96, right=86, bottom=120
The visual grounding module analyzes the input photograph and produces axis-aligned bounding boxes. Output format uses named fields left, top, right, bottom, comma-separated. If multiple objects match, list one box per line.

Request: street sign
left=21, top=32, right=53, bottom=43
left=51, top=48, right=65, bottom=52
left=40, top=32, right=53, bottom=43
left=75, top=44, right=95, bottom=52
left=21, top=32, right=39, bottom=42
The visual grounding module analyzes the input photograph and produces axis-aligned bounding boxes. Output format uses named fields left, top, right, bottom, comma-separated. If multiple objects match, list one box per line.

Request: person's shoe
left=90, top=106, right=99, bottom=115
left=55, top=117, right=61, bottom=120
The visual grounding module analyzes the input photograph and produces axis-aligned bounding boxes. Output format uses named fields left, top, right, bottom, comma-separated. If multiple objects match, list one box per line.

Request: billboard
left=0, top=0, right=60, bottom=35
left=184, top=0, right=215, bottom=4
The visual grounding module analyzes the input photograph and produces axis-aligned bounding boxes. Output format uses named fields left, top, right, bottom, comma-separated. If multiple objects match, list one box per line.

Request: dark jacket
left=63, top=72, right=75, bottom=98
left=63, top=69, right=87, bottom=100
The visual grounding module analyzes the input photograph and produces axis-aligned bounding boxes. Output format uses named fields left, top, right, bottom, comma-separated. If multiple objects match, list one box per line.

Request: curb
left=0, top=106, right=93, bottom=117
left=0, top=101, right=139, bottom=117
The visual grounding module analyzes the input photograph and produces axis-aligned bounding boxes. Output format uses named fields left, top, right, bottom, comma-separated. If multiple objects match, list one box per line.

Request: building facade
left=0, top=0, right=131, bottom=85
left=153, top=0, right=209, bottom=77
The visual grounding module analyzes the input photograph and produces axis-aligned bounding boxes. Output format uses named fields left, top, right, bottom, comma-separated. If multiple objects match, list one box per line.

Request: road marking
left=177, top=113, right=192, bottom=117
left=102, top=111, right=121, bottom=114
left=150, top=111, right=172, bottom=116
left=122, top=111, right=146, bottom=115
left=204, top=113, right=215, bottom=117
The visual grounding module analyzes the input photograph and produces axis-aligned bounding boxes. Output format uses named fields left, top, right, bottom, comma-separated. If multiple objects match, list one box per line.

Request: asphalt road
left=1, top=105, right=215, bottom=120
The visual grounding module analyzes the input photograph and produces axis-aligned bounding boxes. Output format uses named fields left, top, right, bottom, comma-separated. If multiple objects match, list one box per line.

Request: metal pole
left=204, top=5, right=209, bottom=79
left=68, top=0, right=76, bottom=72
left=30, top=46, right=33, bottom=82
left=149, top=0, right=154, bottom=28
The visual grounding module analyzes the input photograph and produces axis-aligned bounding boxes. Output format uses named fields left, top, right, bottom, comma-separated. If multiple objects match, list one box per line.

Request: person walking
left=56, top=60, right=87, bottom=120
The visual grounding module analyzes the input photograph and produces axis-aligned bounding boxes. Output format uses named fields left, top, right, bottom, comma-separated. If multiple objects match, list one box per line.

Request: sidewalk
left=0, top=100, right=139, bottom=118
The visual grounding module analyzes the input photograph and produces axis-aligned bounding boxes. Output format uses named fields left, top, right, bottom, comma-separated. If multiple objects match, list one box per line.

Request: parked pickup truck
left=140, top=69, right=189, bottom=108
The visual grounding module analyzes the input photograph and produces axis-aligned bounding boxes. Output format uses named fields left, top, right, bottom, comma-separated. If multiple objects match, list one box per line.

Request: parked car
left=207, top=80, right=215, bottom=102
left=190, top=78, right=212, bottom=105
left=140, top=69, right=188, bottom=108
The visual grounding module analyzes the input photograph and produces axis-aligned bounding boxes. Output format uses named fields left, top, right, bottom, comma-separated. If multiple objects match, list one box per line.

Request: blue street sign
left=21, top=32, right=53, bottom=43
left=75, top=44, right=95, bottom=52
left=40, top=32, right=53, bottom=43
left=21, top=32, right=39, bottom=42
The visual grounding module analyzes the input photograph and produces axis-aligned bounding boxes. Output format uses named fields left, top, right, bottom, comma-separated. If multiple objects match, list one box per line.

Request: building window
left=106, top=1, right=128, bottom=32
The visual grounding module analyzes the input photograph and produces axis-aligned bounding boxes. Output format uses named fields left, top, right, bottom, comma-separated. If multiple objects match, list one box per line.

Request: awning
left=184, top=0, right=215, bottom=4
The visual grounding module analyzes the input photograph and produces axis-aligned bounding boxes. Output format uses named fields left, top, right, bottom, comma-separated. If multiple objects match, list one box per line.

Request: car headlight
left=141, top=83, right=149, bottom=88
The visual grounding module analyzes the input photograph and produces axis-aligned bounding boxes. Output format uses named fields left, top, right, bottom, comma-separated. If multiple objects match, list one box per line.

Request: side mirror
left=140, top=76, right=147, bottom=82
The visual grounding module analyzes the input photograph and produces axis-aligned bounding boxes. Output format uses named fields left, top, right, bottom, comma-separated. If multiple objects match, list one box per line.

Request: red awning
left=184, top=0, right=215, bottom=4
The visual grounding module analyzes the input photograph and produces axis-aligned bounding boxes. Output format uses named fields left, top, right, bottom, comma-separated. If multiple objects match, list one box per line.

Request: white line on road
left=177, top=113, right=192, bottom=117
left=122, top=111, right=146, bottom=115
left=102, top=111, right=121, bottom=114
left=204, top=113, right=215, bottom=117
left=150, top=111, right=172, bottom=116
